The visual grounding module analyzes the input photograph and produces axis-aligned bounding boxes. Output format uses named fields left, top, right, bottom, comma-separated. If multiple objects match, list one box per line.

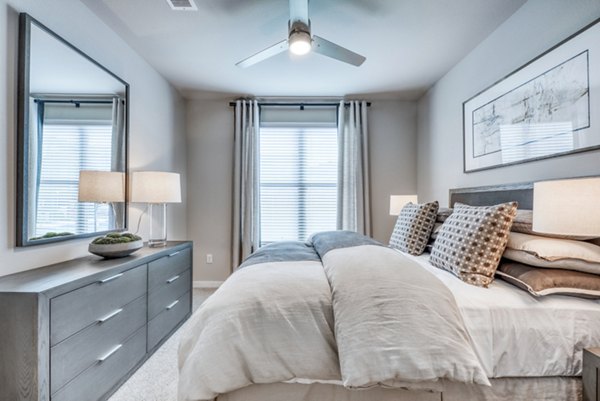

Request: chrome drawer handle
left=98, top=308, right=123, bottom=323
left=99, top=273, right=123, bottom=284
left=98, top=344, right=122, bottom=363
left=168, top=251, right=181, bottom=257
left=167, top=275, right=180, bottom=284
left=166, top=300, right=179, bottom=310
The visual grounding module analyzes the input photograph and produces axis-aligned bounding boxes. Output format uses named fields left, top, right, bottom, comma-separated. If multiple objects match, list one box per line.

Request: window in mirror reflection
left=28, top=97, right=126, bottom=241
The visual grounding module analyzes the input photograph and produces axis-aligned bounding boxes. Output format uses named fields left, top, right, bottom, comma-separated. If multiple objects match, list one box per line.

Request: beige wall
left=0, top=0, right=187, bottom=277
left=417, top=0, right=600, bottom=205
left=186, top=99, right=418, bottom=281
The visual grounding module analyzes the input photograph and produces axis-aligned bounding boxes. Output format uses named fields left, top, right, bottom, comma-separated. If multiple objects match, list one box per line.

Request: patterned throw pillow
left=430, top=202, right=518, bottom=287
left=389, top=201, right=439, bottom=255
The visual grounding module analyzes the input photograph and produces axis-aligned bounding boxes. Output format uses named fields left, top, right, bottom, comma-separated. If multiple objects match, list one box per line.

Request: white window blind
left=35, top=120, right=113, bottom=236
left=259, top=119, right=338, bottom=244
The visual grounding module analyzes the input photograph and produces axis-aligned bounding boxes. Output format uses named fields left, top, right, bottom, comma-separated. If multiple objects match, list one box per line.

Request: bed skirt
left=216, top=377, right=581, bottom=401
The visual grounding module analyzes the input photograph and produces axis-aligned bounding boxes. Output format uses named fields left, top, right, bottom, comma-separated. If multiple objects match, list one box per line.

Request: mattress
left=407, top=252, right=600, bottom=378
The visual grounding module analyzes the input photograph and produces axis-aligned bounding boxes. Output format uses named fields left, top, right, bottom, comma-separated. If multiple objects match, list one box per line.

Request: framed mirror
left=17, top=14, right=129, bottom=247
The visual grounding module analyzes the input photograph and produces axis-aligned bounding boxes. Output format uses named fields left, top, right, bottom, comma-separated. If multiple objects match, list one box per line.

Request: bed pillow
left=497, top=262, right=600, bottom=299
left=436, top=208, right=453, bottom=223
left=389, top=201, right=439, bottom=256
left=510, top=209, right=598, bottom=240
left=430, top=201, right=518, bottom=287
left=503, top=232, right=600, bottom=275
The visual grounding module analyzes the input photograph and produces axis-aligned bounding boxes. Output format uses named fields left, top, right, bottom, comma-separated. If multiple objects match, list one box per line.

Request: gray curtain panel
left=232, top=100, right=260, bottom=270
left=337, top=100, right=371, bottom=236
left=111, top=97, right=126, bottom=229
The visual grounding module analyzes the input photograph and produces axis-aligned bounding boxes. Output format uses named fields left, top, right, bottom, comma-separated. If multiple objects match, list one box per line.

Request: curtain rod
left=228, top=101, right=371, bottom=107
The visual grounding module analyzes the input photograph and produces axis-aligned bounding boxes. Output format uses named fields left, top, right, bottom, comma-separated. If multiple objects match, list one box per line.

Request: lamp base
left=148, top=203, right=168, bottom=247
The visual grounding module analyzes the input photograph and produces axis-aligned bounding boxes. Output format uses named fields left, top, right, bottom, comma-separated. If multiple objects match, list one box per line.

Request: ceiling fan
left=236, top=0, right=366, bottom=68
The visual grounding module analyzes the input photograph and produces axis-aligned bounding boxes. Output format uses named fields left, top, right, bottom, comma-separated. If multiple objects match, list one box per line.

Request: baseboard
left=193, top=280, right=223, bottom=289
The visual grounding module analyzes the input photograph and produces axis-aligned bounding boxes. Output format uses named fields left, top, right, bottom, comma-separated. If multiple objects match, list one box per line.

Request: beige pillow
left=507, top=232, right=600, bottom=264
left=430, top=202, right=518, bottom=287
left=497, top=262, right=600, bottom=299
left=510, top=210, right=598, bottom=240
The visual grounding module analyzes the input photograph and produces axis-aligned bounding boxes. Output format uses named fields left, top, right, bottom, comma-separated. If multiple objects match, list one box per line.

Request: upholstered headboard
left=449, top=182, right=534, bottom=209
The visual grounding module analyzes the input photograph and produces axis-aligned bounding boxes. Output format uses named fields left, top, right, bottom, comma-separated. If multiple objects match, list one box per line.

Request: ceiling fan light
left=289, top=30, right=312, bottom=55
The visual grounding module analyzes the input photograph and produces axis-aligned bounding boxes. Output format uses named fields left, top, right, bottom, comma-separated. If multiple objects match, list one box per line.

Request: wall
left=186, top=99, right=417, bottom=282
left=417, top=0, right=600, bottom=205
left=1, top=0, right=187, bottom=277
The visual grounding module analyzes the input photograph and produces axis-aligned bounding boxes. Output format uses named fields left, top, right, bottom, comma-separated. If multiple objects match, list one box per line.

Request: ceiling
left=81, top=0, right=526, bottom=100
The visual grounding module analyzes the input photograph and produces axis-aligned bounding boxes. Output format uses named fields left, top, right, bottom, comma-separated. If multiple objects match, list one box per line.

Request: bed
left=177, top=183, right=600, bottom=401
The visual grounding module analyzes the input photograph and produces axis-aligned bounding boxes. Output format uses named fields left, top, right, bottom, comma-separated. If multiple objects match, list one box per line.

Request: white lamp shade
left=389, top=195, right=418, bottom=215
left=533, top=177, right=600, bottom=236
left=131, top=171, right=182, bottom=204
left=78, top=171, right=125, bottom=202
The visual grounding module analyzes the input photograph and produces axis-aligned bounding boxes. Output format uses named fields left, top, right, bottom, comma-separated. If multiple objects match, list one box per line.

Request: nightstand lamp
left=533, top=177, right=600, bottom=237
left=131, top=171, right=181, bottom=247
left=78, top=170, right=125, bottom=231
left=389, top=195, right=418, bottom=216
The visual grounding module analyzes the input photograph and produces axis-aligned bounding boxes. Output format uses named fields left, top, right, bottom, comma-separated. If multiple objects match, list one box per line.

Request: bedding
left=179, top=231, right=488, bottom=401
left=179, top=231, right=600, bottom=401
left=408, top=252, right=600, bottom=378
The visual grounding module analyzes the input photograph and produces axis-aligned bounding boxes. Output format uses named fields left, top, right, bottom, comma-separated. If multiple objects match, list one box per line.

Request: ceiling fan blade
left=289, top=0, right=309, bottom=25
left=236, top=39, right=289, bottom=68
left=312, top=35, right=366, bottom=66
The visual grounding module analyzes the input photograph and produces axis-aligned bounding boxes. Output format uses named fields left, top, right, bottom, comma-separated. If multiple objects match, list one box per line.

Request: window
left=34, top=103, right=114, bottom=236
left=259, top=106, right=338, bottom=244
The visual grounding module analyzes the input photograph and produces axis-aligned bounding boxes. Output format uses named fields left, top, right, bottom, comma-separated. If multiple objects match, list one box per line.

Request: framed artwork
left=463, top=18, right=600, bottom=173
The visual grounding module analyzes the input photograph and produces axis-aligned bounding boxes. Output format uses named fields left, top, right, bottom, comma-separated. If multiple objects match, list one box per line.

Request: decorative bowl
left=89, top=239, right=144, bottom=259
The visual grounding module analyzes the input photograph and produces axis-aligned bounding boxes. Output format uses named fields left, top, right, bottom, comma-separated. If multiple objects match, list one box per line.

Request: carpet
left=107, top=288, right=215, bottom=401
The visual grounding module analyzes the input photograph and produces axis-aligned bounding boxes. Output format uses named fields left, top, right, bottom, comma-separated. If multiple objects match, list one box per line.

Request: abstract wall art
left=463, top=18, right=600, bottom=172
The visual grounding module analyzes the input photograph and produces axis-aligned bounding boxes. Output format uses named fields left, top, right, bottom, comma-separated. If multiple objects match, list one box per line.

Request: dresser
left=0, top=241, right=193, bottom=401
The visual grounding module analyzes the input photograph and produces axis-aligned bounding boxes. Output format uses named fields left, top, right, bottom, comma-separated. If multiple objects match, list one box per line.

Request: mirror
left=17, top=14, right=129, bottom=246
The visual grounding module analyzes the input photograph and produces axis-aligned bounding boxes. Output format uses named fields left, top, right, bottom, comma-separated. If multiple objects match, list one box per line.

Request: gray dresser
left=0, top=241, right=193, bottom=401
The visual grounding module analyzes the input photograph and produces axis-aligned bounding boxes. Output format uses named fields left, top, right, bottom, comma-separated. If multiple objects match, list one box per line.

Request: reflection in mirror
left=17, top=14, right=128, bottom=246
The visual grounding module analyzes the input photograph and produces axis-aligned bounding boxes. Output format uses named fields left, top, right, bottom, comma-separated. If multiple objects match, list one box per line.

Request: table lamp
left=389, top=195, right=419, bottom=216
left=78, top=171, right=125, bottom=231
left=533, top=177, right=600, bottom=236
left=131, top=171, right=181, bottom=247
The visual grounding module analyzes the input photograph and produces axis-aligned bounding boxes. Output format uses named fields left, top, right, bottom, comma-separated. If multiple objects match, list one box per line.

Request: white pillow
left=504, top=232, right=600, bottom=275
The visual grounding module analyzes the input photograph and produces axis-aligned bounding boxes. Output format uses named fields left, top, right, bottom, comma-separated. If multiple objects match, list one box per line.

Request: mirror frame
left=16, top=13, right=130, bottom=247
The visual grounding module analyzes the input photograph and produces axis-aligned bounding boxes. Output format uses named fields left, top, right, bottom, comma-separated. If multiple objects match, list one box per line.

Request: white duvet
left=178, top=234, right=490, bottom=401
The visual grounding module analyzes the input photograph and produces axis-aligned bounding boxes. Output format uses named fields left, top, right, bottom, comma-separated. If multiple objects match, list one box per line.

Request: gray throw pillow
left=389, top=201, right=439, bottom=256
left=430, top=202, right=518, bottom=287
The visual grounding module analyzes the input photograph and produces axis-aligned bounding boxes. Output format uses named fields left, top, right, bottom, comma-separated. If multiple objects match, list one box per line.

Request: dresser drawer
left=148, top=247, right=191, bottom=291
left=51, top=327, right=146, bottom=401
left=50, top=295, right=147, bottom=395
left=148, top=268, right=191, bottom=320
left=50, top=264, right=147, bottom=346
left=148, top=291, right=191, bottom=351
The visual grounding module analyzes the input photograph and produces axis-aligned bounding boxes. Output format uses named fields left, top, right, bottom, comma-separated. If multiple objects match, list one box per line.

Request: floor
left=107, top=288, right=216, bottom=401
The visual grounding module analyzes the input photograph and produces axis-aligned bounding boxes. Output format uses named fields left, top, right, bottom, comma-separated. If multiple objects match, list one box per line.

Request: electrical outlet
left=206, top=254, right=213, bottom=264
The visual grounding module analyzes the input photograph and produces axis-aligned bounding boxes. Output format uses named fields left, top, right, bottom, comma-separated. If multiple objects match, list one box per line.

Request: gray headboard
left=449, top=182, right=534, bottom=209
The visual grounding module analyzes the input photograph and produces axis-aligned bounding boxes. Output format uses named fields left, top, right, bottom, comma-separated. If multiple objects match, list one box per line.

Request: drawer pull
left=99, top=273, right=124, bottom=284
left=98, top=308, right=123, bottom=323
left=168, top=251, right=181, bottom=257
left=167, top=275, right=180, bottom=284
left=98, top=344, right=122, bottom=363
left=166, top=300, right=179, bottom=310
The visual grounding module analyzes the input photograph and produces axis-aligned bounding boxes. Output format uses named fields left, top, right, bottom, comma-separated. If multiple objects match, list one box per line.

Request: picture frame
left=463, top=17, right=600, bottom=173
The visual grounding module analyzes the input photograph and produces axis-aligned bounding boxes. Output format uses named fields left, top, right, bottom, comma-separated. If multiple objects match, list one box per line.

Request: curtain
left=111, top=97, right=126, bottom=229
left=337, top=100, right=371, bottom=236
left=27, top=99, right=44, bottom=236
left=232, top=100, right=260, bottom=270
